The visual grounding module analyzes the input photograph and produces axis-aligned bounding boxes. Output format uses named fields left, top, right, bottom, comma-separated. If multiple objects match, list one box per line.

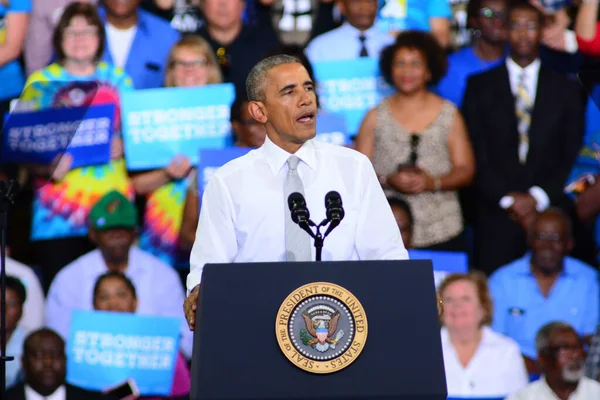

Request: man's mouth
left=296, top=111, right=315, bottom=123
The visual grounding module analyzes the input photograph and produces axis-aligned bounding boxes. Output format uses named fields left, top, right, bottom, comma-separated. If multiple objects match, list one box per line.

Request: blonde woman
left=131, top=34, right=223, bottom=268
left=438, top=272, right=528, bottom=398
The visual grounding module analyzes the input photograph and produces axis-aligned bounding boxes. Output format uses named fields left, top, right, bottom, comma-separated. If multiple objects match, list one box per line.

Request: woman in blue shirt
left=0, top=0, right=31, bottom=123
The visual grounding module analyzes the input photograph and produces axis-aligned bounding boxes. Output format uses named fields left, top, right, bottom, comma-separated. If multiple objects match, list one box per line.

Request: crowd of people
left=2, top=0, right=600, bottom=398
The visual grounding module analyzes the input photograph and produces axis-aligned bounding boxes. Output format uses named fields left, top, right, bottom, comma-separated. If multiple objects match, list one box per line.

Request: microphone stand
left=0, top=178, right=18, bottom=398
left=297, top=218, right=340, bottom=262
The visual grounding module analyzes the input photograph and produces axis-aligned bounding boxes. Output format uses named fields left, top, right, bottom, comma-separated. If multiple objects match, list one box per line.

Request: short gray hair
left=246, top=54, right=301, bottom=102
left=535, top=321, right=574, bottom=353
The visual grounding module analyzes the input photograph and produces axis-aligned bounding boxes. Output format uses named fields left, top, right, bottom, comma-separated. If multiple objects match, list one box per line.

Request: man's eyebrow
left=304, top=80, right=314, bottom=87
left=278, top=83, right=297, bottom=94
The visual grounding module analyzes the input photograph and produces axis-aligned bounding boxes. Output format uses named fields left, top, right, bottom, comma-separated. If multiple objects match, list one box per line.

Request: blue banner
left=408, top=249, right=468, bottom=287
left=314, top=112, right=350, bottom=146
left=66, top=310, right=181, bottom=396
left=312, top=58, right=393, bottom=135
left=197, top=147, right=252, bottom=201
left=1, top=104, right=114, bottom=169
left=121, top=84, right=236, bottom=170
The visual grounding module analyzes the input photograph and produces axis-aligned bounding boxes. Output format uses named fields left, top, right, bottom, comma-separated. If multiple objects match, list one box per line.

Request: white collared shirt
left=442, top=326, right=529, bottom=398
left=25, top=384, right=66, bottom=400
left=506, top=57, right=541, bottom=106
left=187, top=135, right=409, bottom=292
left=507, top=376, right=600, bottom=400
left=45, top=247, right=193, bottom=359
left=305, top=22, right=395, bottom=62
left=498, top=57, right=549, bottom=212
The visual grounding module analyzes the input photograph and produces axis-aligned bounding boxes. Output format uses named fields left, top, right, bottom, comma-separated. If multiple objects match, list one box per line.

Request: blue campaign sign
left=314, top=112, right=350, bottom=146
left=1, top=104, right=114, bottom=169
left=408, top=249, right=468, bottom=288
left=197, top=147, right=252, bottom=201
left=121, top=83, right=236, bottom=171
left=66, top=310, right=181, bottom=396
left=312, top=57, right=393, bottom=135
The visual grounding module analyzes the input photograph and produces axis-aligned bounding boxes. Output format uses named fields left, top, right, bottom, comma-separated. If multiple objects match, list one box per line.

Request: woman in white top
left=438, top=272, right=529, bottom=398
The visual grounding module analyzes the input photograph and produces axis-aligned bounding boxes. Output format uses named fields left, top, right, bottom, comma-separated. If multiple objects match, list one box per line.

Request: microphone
left=287, top=192, right=310, bottom=225
left=325, top=191, right=344, bottom=222
left=324, top=191, right=344, bottom=237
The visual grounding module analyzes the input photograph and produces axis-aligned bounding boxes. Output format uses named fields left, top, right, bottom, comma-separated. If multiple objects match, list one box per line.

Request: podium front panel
left=191, top=260, right=447, bottom=400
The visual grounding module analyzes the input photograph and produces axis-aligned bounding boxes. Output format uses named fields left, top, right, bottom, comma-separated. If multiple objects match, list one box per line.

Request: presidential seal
left=275, top=282, right=368, bottom=374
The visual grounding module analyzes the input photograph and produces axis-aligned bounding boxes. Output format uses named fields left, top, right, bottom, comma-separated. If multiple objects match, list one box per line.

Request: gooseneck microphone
left=324, top=191, right=344, bottom=238
left=287, top=191, right=346, bottom=262
left=287, top=192, right=311, bottom=226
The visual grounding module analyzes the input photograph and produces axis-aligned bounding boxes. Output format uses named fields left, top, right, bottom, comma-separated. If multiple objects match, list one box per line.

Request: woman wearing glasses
left=356, top=30, right=475, bottom=252
left=130, top=34, right=223, bottom=269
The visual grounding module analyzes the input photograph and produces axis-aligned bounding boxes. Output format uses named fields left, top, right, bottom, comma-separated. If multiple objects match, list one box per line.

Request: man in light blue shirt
left=305, top=0, right=394, bottom=63
left=489, top=208, right=600, bottom=374
left=99, top=0, right=181, bottom=89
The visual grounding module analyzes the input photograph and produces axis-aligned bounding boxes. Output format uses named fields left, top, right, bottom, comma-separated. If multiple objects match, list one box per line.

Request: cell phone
left=103, top=379, right=140, bottom=400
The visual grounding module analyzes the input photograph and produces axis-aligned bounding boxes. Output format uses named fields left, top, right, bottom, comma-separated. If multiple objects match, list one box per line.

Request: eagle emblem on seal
left=300, top=305, right=345, bottom=353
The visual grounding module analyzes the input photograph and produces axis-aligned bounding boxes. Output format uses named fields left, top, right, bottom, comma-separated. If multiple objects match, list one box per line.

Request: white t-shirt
left=507, top=376, right=600, bottom=400
left=105, top=23, right=138, bottom=69
left=442, top=326, right=529, bottom=397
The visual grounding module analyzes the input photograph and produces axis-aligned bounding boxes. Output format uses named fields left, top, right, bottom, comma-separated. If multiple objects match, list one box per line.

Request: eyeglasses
left=64, top=27, right=98, bottom=38
left=543, top=343, right=583, bottom=357
left=480, top=7, right=506, bottom=20
left=509, top=21, right=539, bottom=31
left=532, top=232, right=565, bottom=243
left=171, top=59, right=208, bottom=69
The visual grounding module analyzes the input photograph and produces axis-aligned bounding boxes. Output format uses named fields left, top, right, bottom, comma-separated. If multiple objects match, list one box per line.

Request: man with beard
left=5, top=329, right=102, bottom=399
left=44, top=191, right=194, bottom=360
left=488, top=209, right=599, bottom=374
left=507, top=322, right=600, bottom=399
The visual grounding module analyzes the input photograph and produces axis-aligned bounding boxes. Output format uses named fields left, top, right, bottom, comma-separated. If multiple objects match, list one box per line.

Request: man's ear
left=248, top=101, right=268, bottom=124
left=88, top=228, right=97, bottom=244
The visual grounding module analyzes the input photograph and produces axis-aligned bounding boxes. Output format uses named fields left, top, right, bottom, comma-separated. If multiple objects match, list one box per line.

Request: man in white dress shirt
left=184, top=54, right=408, bottom=329
left=304, top=0, right=394, bottom=62
left=507, top=322, right=600, bottom=400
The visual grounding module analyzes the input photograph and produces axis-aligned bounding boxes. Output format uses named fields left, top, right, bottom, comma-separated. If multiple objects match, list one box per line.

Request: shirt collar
left=25, top=384, right=66, bottom=400
left=261, top=134, right=317, bottom=175
left=98, top=7, right=148, bottom=34
left=506, top=57, right=541, bottom=79
left=517, top=253, right=572, bottom=278
left=340, top=22, right=377, bottom=39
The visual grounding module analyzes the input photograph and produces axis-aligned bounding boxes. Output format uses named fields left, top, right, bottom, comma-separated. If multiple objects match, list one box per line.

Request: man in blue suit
left=99, top=0, right=181, bottom=89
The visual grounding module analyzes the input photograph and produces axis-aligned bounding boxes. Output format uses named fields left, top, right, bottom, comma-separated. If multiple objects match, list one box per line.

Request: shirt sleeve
left=355, top=155, right=409, bottom=260
left=153, top=267, right=194, bottom=359
left=428, top=0, right=452, bottom=18
left=45, top=268, right=80, bottom=341
left=489, top=273, right=508, bottom=335
left=582, top=272, right=600, bottom=335
left=7, top=0, right=31, bottom=13
left=19, top=269, right=45, bottom=332
left=187, top=173, right=238, bottom=294
left=577, top=22, right=600, bottom=57
left=504, top=339, right=530, bottom=395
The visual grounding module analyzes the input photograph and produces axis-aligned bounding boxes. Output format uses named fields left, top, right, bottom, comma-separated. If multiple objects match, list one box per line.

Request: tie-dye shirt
left=21, top=62, right=135, bottom=241
left=139, top=177, right=191, bottom=268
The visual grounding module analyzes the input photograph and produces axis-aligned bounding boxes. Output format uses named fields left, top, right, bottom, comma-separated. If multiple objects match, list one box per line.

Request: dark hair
left=257, top=45, right=321, bottom=108
left=93, top=271, right=137, bottom=302
left=24, top=328, right=65, bottom=355
left=52, top=2, right=106, bottom=65
left=507, top=0, right=545, bottom=25
left=6, top=276, right=27, bottom=306
left=230, top=92, right=249, bottom=123
left=387, top=196, right=414, bottom=228
left=380, top=30, right=448, bottom=87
